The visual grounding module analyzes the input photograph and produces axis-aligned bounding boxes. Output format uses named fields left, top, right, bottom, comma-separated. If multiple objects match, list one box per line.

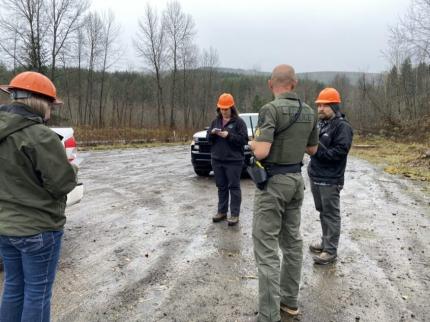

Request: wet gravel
left=1, top=145, right=428, bottom=322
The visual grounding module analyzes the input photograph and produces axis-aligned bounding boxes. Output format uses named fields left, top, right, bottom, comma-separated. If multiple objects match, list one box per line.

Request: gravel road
left=2, top=145, right=428, bottom=322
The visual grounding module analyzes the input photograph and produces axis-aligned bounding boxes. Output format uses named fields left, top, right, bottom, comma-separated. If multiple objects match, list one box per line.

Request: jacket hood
left=0, top=104, right=41, bottom=141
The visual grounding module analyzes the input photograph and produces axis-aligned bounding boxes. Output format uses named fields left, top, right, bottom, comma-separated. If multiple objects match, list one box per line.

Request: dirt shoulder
left=351, top=135, right=430, bottom=186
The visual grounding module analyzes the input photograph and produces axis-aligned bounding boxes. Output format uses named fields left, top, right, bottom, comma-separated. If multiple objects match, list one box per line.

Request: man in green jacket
left=249, top=64, right=318, bottom=322
left=0, top=71, right=77, bottom=321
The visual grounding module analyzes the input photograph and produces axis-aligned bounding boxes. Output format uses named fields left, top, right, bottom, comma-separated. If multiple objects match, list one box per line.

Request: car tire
left=194, top=169, right=210, bottom=177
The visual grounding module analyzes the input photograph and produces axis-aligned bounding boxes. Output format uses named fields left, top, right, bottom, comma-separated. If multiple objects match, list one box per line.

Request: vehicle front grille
left=198, top=142, right=211, bottom=153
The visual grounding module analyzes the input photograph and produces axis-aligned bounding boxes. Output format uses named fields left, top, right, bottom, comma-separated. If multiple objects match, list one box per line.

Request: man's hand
left=249, top=140, right=271, bottom=160
left=306, top=145, right=318, bottom=156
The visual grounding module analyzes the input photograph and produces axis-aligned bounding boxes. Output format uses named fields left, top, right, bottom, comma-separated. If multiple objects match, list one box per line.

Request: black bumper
left=190, top=144, right=252, bottom=171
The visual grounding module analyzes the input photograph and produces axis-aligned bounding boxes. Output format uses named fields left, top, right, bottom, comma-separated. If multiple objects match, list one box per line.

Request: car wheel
left=194, top=169, right=210, bottom=176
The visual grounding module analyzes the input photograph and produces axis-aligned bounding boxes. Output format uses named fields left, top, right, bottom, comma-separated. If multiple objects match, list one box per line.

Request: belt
left=266, top=163, right=302, bottom=176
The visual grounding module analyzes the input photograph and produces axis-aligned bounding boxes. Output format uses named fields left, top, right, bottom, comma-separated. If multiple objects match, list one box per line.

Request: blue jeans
left=0, top=231, right=63, bottom=322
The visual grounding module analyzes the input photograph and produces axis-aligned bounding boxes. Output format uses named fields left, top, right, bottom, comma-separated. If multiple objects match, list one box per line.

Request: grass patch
left=351, top=135, right=430, bottom=183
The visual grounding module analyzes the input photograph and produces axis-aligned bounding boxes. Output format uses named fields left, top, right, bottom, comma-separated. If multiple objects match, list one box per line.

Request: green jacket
left=255, top=92, right=318, bottom=165
left=0, top=103, right=77, bottom=236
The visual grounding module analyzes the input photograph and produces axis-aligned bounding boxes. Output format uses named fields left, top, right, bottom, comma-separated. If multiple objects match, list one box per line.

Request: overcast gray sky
left=91, top=0, right=409, bottom=73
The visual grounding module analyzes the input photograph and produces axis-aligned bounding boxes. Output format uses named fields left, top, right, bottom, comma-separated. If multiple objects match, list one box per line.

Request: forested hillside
left=0, top=0, right=429, bottom=142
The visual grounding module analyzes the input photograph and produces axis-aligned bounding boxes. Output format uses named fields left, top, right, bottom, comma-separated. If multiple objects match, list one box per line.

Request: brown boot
left=309, top=241, right=323, bottom=254
left=227, top=216, right=239, bottom=226
left=212, top=213, right=227, bottom=222
left=280, top=303, right=299, bottom=316
left=312, top=251, right=337, bottom=265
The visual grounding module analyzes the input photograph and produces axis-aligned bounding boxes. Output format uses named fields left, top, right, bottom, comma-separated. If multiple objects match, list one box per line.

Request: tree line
left=0, top=0, right=429, bottom=137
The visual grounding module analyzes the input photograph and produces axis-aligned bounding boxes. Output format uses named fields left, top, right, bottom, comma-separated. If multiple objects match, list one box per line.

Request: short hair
left=271, top=64, right=297, bottom=87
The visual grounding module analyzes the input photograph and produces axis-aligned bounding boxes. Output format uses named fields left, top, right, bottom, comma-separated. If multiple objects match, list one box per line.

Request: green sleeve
left=307, top=108, right=319, bottom=147
left=255, top=104, right=277, bottom=143
left=27, top=128, right=77, bottom=199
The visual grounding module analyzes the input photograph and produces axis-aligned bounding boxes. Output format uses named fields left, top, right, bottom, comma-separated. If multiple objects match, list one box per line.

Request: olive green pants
left=252, top=173, right=304, bottom=322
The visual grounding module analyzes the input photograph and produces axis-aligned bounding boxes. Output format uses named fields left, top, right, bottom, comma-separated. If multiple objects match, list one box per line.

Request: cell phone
left=213, top=128, right=221, bottom=132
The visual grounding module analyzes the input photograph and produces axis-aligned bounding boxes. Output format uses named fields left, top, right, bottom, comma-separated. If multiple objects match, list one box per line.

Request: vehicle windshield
left=240, top=114, right=259, bottom=132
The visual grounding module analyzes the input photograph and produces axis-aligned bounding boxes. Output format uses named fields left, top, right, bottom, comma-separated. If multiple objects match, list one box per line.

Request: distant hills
left=216, top=67, right=381, bottom=85
left=298, top=71, right=380, bottom=85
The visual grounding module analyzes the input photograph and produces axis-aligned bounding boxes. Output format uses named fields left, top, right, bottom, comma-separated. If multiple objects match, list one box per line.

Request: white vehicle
left=51, top=127, right=84, bottom=206
left=190, top=113, right=259, bottom=176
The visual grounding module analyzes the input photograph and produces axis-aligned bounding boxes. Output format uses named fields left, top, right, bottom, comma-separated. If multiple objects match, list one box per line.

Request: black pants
left=212, top=160, right=243, bottom=216
left=310, top=180, right=342, bottom=255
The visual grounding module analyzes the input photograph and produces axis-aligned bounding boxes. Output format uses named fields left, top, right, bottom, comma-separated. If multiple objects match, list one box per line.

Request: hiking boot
left=280, top=303, right=299, bottom=316
left=241, top=315, right=279, bottom=322
left=227, top=216, right=239, bottom=226
left=313, top=251, right=337, bottom=265
left=212, top=213, right=227, bottom=222
left=309, top=241, right=323, bottom=254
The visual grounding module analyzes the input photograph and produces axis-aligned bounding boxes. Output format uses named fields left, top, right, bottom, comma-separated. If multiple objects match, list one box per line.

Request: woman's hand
left=218, top=131, right=229, bottom=138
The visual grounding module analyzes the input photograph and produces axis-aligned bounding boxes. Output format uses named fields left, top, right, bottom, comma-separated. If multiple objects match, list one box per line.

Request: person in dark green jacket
left=0, top=71, right=77, bottom=322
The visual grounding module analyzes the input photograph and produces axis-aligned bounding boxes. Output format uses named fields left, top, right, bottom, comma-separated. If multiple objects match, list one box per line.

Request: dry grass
left=351, top=135, right=430, bottom=183
left=84, top=142, right=188, bottom=151
left=74, top=126, right=195, bottom=147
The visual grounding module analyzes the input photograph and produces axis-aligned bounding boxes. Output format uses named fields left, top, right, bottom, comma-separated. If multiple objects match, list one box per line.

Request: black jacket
left=308, top=114, right=353, bottom=185
left=206, top=116, right=248, bottom=162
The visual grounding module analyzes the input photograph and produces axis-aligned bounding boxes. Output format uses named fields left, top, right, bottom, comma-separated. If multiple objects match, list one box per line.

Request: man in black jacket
left=307, top=88, right=353, bottom=265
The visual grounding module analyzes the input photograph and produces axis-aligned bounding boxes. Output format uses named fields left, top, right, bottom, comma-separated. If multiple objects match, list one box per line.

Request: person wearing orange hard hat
left=307, top=87, right=353, bottom=265
left=206, top=93, right=248, bottom=226
left=0, top=71, right=77, bottom=321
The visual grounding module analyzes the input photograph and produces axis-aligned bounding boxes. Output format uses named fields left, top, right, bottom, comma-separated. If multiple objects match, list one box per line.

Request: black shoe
left=212, top=213, right=227, bottom=222
left=227, top=216, right=239, bottom=226
left=309, top=241, right=323, bottom=254
left=313, top=251, right=337, bottom=265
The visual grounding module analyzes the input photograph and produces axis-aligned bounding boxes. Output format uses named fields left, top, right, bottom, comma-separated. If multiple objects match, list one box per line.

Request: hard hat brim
left=0, top=84, right=63, bottom=105
left=217, top=104, right=232, bottom=109
left=315, top=99, right=341, bottom=104
left=0, top=85, right=10, bottom=94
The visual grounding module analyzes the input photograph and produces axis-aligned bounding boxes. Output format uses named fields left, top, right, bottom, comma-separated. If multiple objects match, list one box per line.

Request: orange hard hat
left=217, top=93, right=235, bottom=109
left=315, top=87, right=341, bottom=104
left=0, top=71, right=62, bottom=104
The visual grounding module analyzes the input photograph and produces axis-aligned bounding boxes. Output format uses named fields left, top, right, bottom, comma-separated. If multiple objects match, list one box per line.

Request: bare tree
left=162, top=0, right=196, bottom=129
left=388, top=0, right=430, bottom=64
left=98, top=10, right=121, bottom=127
left=199, top=47, right=219, bottom=127
left=46, top=0, right=89, bottom=80
left=83, top=11, right=103, bottom=125
left=180, top=41, right=198, bottom=128
left=135, top=4, right=166, bottom=126
left=0, top=0, right=48, bottom=72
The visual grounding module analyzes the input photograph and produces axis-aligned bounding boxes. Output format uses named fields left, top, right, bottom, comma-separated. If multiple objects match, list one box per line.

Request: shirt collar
left=275, top=91, right=299, bottom=100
